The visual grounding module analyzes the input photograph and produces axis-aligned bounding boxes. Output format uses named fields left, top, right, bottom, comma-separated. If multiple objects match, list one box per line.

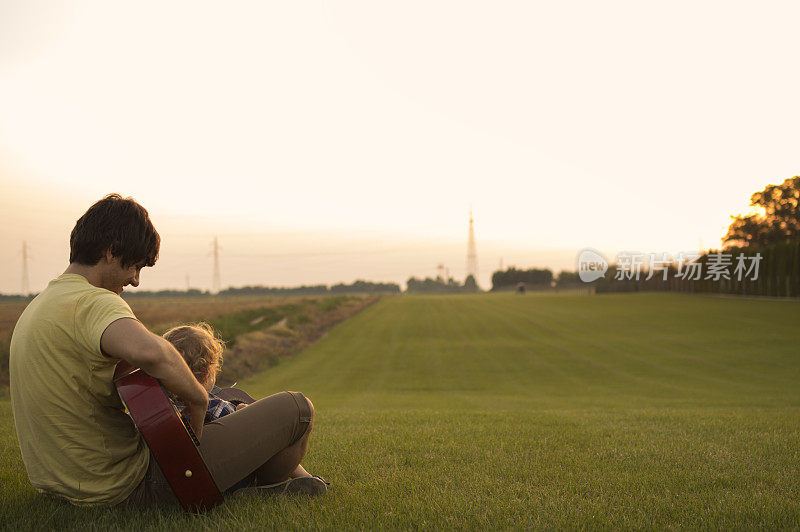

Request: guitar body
left=114, top=360, right=223, bottom=512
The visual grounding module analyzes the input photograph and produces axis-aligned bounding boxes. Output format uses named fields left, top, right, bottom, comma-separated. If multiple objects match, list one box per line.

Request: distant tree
left=491, top=267, right=553, bottom=291
left=724, top=176, right=800, bottom=248
left=556, top=271, right=580, bottom=286
left=0, top=293, right=35, bottom=301
left=405, top=275, right=478, bottom=293
left=220, top=285, right=328, bottom=296
left=123, top=288, right=211, bottom=298
left=215, top=280, right=400, bottom=297
left=463, top=274, right=478, bottom=292
left=330, top=280, right=401, bottom=294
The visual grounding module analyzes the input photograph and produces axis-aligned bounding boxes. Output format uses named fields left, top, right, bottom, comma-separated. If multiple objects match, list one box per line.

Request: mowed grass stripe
left=484, top=294, right=747, bottom=401
left=243, top=293, right=799, bottom=409
left=480, top=293, right=799, bottom=403
left=1, top=293, right=798, bottom=529
left=444, top=294, right=710, bottom=404
left=439, top=295, right=587, bottom=399
left=477, top=295, right=673, bottom=397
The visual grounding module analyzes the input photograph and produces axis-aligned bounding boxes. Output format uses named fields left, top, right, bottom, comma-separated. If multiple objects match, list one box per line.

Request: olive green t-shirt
left=10, top=274, right=149, bottom=506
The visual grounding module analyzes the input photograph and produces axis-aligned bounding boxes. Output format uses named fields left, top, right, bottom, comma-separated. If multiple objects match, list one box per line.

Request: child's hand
left=235, top=403, right=248, bottom=411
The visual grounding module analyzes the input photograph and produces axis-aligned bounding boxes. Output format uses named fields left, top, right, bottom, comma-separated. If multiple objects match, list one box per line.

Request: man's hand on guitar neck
left=101, top=317, right=209, bottom=438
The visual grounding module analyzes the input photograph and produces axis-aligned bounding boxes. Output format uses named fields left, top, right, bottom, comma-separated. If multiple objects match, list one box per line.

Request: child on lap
left=163, top=322, right=245, bottom=424
left=164, top=322, right=328, bottom=495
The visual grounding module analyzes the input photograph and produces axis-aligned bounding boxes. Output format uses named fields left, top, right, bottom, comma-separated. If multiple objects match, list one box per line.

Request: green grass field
left=2, top=293, right=799, bottom=529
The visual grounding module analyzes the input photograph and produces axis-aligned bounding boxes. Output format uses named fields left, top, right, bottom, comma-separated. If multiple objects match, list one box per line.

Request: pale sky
left=1, top=1, right=798, bottom=293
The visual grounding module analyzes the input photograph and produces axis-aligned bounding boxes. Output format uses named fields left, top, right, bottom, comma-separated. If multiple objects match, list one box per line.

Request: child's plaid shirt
left=204, top=394, right=236, bottom=424
left=173, top=389, right=237, bottom=425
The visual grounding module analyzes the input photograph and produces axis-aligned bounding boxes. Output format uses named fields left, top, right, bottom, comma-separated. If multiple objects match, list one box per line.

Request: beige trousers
left=118, top=391, right=313, bottom=507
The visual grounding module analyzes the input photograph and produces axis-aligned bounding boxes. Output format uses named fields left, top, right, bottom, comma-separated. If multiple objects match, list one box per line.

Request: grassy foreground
left=1, top=293, right=799, bottom=529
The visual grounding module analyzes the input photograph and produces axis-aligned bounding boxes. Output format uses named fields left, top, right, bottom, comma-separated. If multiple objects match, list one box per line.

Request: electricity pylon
left=211, top=236, right=221, bottom=294
left=466, top=209, right=478, bottom=283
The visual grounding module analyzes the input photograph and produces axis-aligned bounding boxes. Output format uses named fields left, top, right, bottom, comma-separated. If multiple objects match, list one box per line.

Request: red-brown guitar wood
left=114, top=360, right=223, bottom=512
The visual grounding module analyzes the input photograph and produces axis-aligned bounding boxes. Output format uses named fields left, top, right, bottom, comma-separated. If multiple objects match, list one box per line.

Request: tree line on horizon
left=4, top=177, right=796, bottom=300
left=0, top=279, right=403, bottom=301
left=594, top=176, right=800, bottom=297
left=404, top=274, right=479, bottom=293
left=486, top=176, right=800, bottom=297
left=121, top=279, right=403, bottom=299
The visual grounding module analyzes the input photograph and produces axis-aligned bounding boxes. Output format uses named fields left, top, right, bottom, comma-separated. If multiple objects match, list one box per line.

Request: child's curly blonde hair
left=162, top=322, right=225, bottom=387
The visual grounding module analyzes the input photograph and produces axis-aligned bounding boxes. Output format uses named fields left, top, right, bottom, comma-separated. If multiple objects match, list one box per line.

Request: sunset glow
left=1, top=1, right=798, bottom=293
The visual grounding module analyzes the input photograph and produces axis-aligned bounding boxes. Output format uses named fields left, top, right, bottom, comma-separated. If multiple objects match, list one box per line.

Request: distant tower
left=466, top=209, right=478, bottom=282
left=436, top=263, right=445, bottom=281
left=21, top=241, right=30, bottom=295
left=211, top=236, right=221, bottom=294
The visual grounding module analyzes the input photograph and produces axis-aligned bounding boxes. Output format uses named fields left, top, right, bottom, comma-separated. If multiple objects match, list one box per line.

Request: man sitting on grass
left=10, top=193, right=326, bottom=508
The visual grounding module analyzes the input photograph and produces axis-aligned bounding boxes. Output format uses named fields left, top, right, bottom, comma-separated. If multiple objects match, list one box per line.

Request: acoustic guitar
left=114, top=360, right=223, bottom=512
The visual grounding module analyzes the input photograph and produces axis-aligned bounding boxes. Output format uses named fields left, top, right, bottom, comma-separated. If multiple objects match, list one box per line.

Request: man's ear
left=103, top=249, right=115, bottom=264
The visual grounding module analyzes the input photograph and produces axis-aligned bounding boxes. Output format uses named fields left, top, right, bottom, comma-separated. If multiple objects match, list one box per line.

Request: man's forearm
left=139, top=335, right=208, bottom=408
left=101, top=317, right=209, bottom=412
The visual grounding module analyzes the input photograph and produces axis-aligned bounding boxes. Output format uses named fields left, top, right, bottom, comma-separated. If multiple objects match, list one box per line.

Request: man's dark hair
left=69, top=193, right=160, bottom=268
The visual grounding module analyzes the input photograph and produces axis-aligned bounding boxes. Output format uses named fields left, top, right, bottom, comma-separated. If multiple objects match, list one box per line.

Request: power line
left=221, top=245, right=417, bottom=260
left=21, top=241, right=30, bottom=295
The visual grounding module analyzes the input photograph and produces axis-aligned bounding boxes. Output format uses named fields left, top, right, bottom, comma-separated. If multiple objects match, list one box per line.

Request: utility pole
left=211, top=236, right=221, bottom=294
left=436, top=263, right=445, bottom=281
left=21, top=241, right=30, bottom=295
left=185, top=273, right=190, bottom=291
left=466, top=208, right=478, bottom=283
